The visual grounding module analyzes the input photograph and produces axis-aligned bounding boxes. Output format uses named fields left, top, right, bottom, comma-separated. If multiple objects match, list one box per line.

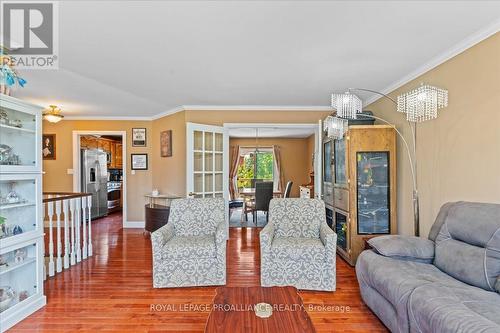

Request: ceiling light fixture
left=43, top=105, right=64, bottom=123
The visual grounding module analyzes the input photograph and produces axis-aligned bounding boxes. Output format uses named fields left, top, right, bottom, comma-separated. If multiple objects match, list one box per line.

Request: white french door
left=186, top=123, right=229, bottom=236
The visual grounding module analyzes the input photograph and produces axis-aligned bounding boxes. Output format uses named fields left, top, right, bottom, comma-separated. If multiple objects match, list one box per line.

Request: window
left=237, top=149, right=274, bottom=188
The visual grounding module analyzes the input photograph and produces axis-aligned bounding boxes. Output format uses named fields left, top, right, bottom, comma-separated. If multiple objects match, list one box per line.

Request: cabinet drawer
left=334, top=188, right=349, bottom=211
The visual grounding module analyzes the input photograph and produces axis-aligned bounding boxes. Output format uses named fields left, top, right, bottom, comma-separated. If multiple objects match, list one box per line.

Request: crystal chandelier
left=331, top=91, right=363, bottom=119
left=43, top=105, right=64, bottom=123
left=397, top=85, right=448, bottom=122
left=324, top=115, right=348, bottom=139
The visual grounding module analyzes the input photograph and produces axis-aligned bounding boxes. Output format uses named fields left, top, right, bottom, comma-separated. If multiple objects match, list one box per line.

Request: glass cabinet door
left=0, top=175, right=41, bottom=244
left=356, top=152, right=390, bottom=234
left=334, top=139, right=347, bottom=186
left=0, top=241, right=41, bottom=314
left=0, top=104, right=40, bottom=172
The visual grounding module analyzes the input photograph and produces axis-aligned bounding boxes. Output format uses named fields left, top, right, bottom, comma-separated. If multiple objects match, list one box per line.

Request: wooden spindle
left=55, top=200, right=63, bottom=273
left=70, top=198, right=76, bottom=266
left=47, top=201, right=55, bottom=277
left=63, top=199, right=70, bottom=269
left=87, top=195, right=93, bottom=257
left=82, top=196, right=88, bottom=260
left=75, top=197, right=82, bottom=263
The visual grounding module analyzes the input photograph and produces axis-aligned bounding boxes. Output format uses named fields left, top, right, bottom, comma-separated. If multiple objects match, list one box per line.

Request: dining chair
left=284, top=181, right=293, bottom=198
left=248, top=181, right=274, bottom=224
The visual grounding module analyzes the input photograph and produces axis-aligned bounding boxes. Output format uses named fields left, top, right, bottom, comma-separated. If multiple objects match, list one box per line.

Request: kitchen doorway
left=71, top=131, right=128, bottom=228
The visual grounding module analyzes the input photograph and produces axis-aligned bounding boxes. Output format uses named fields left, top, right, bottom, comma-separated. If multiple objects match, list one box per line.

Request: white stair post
left=82, top=196, right=88, bottom=259
left=55, top=200, right=63, bottom=273
left=69, top=198, right=76, bottom=266
left=75, top=197, right=82, bottom=263
left=47, top=201, right=55, bottom=277
left=63, top=199, right=70, bottom=269
left=87, top=195, right=93, bottom=257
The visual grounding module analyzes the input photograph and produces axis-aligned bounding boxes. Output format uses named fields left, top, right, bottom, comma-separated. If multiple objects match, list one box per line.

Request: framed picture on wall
left=160, top=130, right=172, bottom=157
left=131, top=154, right=148, bottom=170
left=42, top=134, right=56, bottom=160
left=132, top=128, right=147, bottom=147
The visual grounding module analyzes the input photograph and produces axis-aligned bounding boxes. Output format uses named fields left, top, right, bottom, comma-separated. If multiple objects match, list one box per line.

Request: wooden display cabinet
left=331, top=125, right=397, bottom=266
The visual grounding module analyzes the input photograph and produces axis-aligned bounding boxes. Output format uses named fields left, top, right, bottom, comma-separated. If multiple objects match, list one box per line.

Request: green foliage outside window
left=236, top=151, right=274, bottom=188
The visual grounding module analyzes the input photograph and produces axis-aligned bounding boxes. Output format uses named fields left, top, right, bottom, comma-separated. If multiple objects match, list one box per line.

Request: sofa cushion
left=269, top=199, right=325, bottom=239
left=368, top=235, right=434, bottom=263
left=434, top=202, right=500, bottom=291
left=271, top=237, right=325, bottom=261
left=356, top=250, right=467, bottom=333
left=162, top=235, right=216, bottom=259
left=408, top=284, right=500, bottom=333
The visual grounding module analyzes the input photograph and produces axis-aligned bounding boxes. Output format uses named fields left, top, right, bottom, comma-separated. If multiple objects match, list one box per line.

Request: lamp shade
left=397, top=85, right=448, bottom=122
left=331, top=92, right=363, bottom=119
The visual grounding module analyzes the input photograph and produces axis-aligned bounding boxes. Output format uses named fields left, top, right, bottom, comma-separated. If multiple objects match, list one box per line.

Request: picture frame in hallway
left=132, top=128, right=147, bottom=147
left=160, top=130, right=172, bottom=157
left=42, top=134, right=56, bottom=160
left=131, top=153, right=148, bottom=170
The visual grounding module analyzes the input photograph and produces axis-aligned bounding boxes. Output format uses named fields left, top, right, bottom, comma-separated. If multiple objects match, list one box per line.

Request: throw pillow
left=368, top=235, right=435, bottom=263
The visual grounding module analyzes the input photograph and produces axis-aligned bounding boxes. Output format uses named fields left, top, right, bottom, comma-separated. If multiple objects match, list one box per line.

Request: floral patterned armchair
left=260, top=198, right=337, bottom=291
left=151, top=198, right=226, bottom=288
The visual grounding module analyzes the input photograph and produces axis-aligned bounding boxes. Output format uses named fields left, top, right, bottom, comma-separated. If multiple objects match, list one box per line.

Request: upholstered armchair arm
left=320, top=222, right=337, bottom=260
left=215, top=220, right=226, bottom=254
left=151, top=223, right=175, bottom=253
left=367, top=235, right=435, bottom=263
left=260, top=223, right=275, bottom=255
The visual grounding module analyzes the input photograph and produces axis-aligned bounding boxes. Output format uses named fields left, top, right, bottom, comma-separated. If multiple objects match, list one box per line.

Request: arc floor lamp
left=326, top=85, right=448, bottom=236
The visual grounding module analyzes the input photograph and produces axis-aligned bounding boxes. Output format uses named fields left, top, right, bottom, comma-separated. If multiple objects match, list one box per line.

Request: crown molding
left=182, top=105, right=333, bottom=112
left=63, top=115, right=152, bottom=121
left=364, top=18, right=500, bottom=106
left=150, top=105, right=185, bottom=120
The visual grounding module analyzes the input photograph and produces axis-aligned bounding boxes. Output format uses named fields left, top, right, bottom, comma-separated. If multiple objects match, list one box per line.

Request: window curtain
left=229, top=145, right=240, bottom=200
left=272, top=145, right=284, bottom=193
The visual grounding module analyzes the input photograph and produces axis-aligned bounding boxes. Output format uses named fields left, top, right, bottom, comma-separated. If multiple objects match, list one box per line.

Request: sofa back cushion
left=169, top=198, right=224, bottom=236
left=433, top=201, right=500, bottom=291
left=269, top=198, right=325, bottom=239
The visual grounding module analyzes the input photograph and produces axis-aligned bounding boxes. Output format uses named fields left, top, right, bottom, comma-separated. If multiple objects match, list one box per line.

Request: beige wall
left=229, top=137, right=311, bottom=197
left=367, top=33, right=500, bottom=237
left=42, top=120, right=153, bottom=221
left=151, top=110, right=330, bottom=196
left=305, top=134, right=315, bottom=174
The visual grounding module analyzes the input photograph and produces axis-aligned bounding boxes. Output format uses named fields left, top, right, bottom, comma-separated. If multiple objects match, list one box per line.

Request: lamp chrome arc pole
left=348, top=88, right=420, bottom=236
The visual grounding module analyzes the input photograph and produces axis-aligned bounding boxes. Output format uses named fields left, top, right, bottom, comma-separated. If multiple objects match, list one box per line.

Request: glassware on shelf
left=0, top=286, right=16, bottom=312
left=0, top=109, right=8, bottom=125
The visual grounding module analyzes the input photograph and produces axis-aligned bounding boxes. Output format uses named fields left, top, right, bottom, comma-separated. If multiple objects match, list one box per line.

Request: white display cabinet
left=0, top=95, right=45, bottom=332
left=0, top=95, right=41, bottom=173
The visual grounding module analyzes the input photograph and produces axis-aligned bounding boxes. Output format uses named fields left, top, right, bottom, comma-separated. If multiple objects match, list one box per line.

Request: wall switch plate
left=131, top=170, right=135, bottom=175
left=67, top=169, right=74, bottom=174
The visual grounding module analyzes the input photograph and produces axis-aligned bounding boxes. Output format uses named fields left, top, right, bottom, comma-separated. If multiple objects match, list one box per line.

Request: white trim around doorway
left=72, top=130, right=130, bottom=228
left=223, top=122, right=321, bottom=198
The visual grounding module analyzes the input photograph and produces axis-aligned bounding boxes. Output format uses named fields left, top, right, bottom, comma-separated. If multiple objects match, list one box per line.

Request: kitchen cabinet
left=114, top=143, right=122, bottom=168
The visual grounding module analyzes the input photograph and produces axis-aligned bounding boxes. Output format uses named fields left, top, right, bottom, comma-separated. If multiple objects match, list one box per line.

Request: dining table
left=239, top=188, right=282, bottom=198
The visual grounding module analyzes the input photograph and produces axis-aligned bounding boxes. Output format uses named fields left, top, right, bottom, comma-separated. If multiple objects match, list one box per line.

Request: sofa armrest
left=151, top=223, right=175, bottom=252
left=368, top=235, right=435, bottom=263
left=260, top=223, right=275, bottom=253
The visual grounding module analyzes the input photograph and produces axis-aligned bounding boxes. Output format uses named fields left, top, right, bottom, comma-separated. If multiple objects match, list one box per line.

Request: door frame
left=72, top=130, right=128, bottom=227
left=223, top=123, right=321, bottom=197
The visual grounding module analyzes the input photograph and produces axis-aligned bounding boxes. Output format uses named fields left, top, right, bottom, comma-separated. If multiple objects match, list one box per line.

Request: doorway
left=72, top=131, right=128, bottom=227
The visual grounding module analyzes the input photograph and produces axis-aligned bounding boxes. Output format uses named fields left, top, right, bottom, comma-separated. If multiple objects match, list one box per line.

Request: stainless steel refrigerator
left=81, top=149, right=108, bottom=219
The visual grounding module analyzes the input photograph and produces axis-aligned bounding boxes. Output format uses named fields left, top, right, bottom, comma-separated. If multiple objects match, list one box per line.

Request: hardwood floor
left=11, top=213, right=387, bottom=332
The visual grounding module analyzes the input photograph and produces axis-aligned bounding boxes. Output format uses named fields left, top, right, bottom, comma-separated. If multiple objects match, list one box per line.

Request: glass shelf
left=0, top=178, right=38, bottom=241
left=0, top=243, right=38, bottom=313
left=0, top=105, right=38, bottom=169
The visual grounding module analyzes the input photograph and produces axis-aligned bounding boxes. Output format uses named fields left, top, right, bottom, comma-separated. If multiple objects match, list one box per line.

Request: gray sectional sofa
left=356, top=201, right=500, bottom=333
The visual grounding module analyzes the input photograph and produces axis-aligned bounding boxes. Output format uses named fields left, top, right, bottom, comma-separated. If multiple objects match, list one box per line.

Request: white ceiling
left=229, top=126, right=316, bottom=138
left=14, top=1, right=500, bottom=118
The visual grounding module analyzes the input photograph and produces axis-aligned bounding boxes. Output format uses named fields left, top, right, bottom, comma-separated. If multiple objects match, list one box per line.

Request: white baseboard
left=123, top=221, right=145, bottom=228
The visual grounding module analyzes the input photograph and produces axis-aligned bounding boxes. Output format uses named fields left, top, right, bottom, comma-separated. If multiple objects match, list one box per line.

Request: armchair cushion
left=368, top=235, right=435, bottom=263
left=161, top=235, right=216, bottom=260
left=269, top=198, right=325, bottom=239
left=271, top=237, right=326, bottom=262
left=169, top=198, right=225, bottom=237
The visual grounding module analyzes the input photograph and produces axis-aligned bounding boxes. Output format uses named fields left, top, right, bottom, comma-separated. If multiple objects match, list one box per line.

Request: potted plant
left=0, top=45, right=27, bottom=96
